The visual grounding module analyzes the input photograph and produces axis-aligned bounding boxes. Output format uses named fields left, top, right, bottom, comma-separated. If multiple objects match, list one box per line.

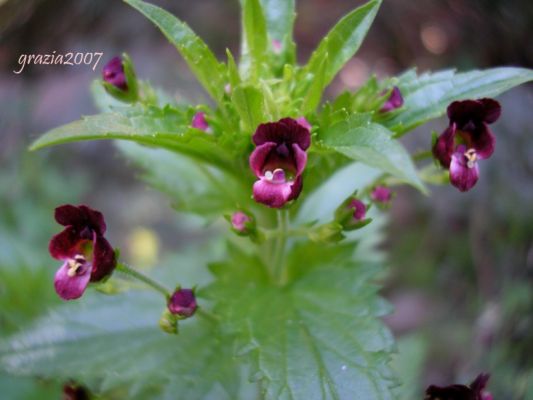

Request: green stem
left=272, top=210, right=289, bottom=283
left=116, top=262, right=171, bottom=298
left=197, top=308, right=219, bottom=324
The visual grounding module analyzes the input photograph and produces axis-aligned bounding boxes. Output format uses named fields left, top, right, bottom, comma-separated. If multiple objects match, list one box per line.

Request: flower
left=102, top=56, right=127, bottom=91
left=249, top=117, right=311, bottom=208
left=371, top=185, right=393, bottom=204
left=380, top=86, right=404, bottom=112
left=101, top=54, right=138, bottom=102
left=349, top=199, right=367, bottom=221
left=425, top=373, right=492, bottom=400
left=296, top=116, right=312, bottom=131
left=168, top=288, right=197, bottom=318
left=191, top=111, right=210, bottom=131
left=231, top=211, right=252, bottom=233
left=432, top=98, right=501, bottom=191
left=49, top=205, right=116, bottom=300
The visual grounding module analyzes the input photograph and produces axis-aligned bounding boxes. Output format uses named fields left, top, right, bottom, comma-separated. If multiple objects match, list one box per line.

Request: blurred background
left=0, top=0, right=532, bottom=398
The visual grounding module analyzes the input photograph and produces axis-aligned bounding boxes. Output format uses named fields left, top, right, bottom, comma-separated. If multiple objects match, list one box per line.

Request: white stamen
left=464, top=148, right=477, bottom=169
left=67, top=254, right=86, bottom=277
left=264, top=170, right=274, bottom=181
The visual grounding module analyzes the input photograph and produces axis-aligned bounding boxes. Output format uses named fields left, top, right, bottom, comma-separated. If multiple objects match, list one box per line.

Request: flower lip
left=449, top=145, right=480, bottom=192
left=102, top=56, right=127, bottom=91
left=168, top=288, right=197, bottom=318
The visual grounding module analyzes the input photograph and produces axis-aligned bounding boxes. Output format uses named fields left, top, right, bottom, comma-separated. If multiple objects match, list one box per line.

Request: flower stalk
left=116, top=262, right=170, bottom=298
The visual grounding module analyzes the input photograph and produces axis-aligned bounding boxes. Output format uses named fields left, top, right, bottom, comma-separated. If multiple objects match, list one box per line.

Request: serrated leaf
left=321, top=116, right=425, bottom=191
left=303, top=0, right=381, bottom=91
left=29, top=109, right=234, bottom=172
left=0, top=291, right=241, bottom=399
left=386, top=67, right=533, bottom=135
left=231, top=85, right=267, bottom=132
left=205, top=245, right=396, bottom=400
left=124, top=0, right=225, bottom=102
left=117, top=142, right=248, bottom=217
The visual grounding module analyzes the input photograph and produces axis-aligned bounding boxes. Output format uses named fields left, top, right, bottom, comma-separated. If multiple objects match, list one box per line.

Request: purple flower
left=425, top=373, right=492, bottom=400
left=191, top=111, right=210, bottom=131
left=433, top=99, right=500, bottom=167
left=432, top=98, right=501, bottom=192
left=168, top=288, right=197, bottom=318
left=102, top=56, right=127, bottom=91
left=380, top=86, right=404, bottom=112
left=49, top=205, right=116, bottom=300
left=349, top=199, right=367, bottom=221
left=231, top=211, right=252, bottom=233
left=249, top=118, right=311, bottom=208
left=371, top=185, right=393, bottom=204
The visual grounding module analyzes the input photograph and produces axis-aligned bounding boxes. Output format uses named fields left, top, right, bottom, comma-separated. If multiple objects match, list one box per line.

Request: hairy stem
left=116, top=262, right=171, bottom=298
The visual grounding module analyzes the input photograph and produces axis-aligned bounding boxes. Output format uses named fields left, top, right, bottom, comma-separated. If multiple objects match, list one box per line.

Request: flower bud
left=168, top=288, right=197, bottom=319
left=379, top=86, right=403, bottom=113
left=335, top=196, right=371, bottom=231
left=370, top=185, right=393, bottom=208
left=62, top=382, right=90, bottom=400
left=159, top=308, right=178, bottom=334
left=191, top=111, right=210, bottom=132
left=101, top=54, right=138, bottom=103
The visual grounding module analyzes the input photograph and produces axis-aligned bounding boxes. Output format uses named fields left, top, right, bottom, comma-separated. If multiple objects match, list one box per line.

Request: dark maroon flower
left=102, top=56, right=127, bottom=91
left=191, top=111, right=210, bottom=131
left=249, top=118, right=311, bottom=208
left=433, top=99, right=500, bottom=168
left=425, top=373, right=492, bottom=400
left=49, top=205, right=116, bottom=300
left=63, top=382, right=90, bottom=400
left=371, top=185, right=393, bottom=204
left=380, top=86, right=404, bottom=112
left=168, top=288, right=197, bottom=318
left=349, top=199, right=367, bottom=221
left=432, top=98, right=501, bottom=192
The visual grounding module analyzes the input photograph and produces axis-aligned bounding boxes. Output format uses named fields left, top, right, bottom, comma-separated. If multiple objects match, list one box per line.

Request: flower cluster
left=433, top=98, right=501, bottom=192
left=49, top=205, right=116, bottom=300
left=249, top=117, right=311, bottom=208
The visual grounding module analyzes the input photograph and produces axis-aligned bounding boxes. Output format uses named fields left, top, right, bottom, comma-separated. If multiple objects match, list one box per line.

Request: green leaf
left=303, top=0, right=381, bottom=91
left=301, top=55, right=329, bottom=114
left=259, top=0, right=296, bottom=61
left=241, top=0, right=268, bottom=80
left=231, top=85, right=267, bottom=132
left=386, top=67, right=533, bottom=135
left=124, top=0, right=225, bottom=102
left=117, top=142, right=248, bottom=217
left=206, top=245, right=395, bottom=400
left=29, top=108, right=234, bottom=172
left=0, top=291, right=242, bottom=399
left=321, top=116, right=425, bottom=191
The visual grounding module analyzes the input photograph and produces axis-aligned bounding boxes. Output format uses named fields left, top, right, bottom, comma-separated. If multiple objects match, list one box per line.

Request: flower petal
left=49, top=226, right=83, bottom=260
left=433, top=124, right=456, bottom=168
left=249, top=142, right=277, bottom=177
left=54, top=205, right=86, bottom=227
left=253, top=118, right=311, bottom=150
left=253, top=178, right=295, bottom=208
left=469, top=123, right=495, bottom=160
left=90, top=235, right=116, bottom=282
left=78, top=205, right=106, bottom=235
left=292, top=143, right=308, bottom=177
left=450, top=145, right=479, bottom=192
left=102, top=56, right=127, bottom=91
left=54, top=261, right=91, bottom=300
left=479, top=99, right=501, bottom=124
